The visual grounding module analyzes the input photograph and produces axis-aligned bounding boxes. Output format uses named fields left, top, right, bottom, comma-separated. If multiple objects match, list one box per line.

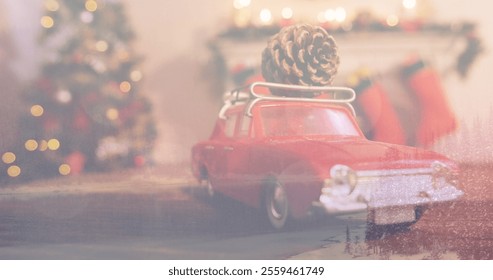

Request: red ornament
left=36, top=78, right=54, bottom=93
left=134, top=155, right=146, bottom=167
left=43, top=114, right=61, bottom=133
left=280, top=18, right=294, bottom=27
left=73, top=108, right=91, bottom=131
left=119, top=100, right=144, bottom=123
left=66, top=151, right=86, bottom=175
left=400, top=19, right=422, bottom=33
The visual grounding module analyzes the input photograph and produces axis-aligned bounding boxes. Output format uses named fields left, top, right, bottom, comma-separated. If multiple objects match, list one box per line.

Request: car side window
left=224, top=114, right=237, bottom=138
left=238, top=115, right=252, bottom=138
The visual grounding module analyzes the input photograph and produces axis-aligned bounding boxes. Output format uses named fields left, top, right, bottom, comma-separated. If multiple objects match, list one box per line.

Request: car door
left=211, top=108, right=240, bottom=194
left=221, top=112, right=257, bottom=205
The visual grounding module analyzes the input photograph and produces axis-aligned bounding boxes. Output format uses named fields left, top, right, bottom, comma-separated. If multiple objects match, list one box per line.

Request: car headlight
left=329, top=164, right=358, bottom=191
left=431, top=161, right=459, bottom=186
left=432, top=161, right=449, bottom=175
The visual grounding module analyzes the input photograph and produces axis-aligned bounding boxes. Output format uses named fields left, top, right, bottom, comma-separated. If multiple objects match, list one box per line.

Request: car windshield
left=260, top=105, right=361, bottom=137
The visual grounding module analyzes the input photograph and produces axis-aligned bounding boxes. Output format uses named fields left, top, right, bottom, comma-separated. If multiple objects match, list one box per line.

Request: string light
left=386, top=15, right=399, bottom=27
left=403, top=0, right=417, bottom=9
left=233, top=0, right=251, bottom=10
left=47, top=139, right=60, bottom=151
left=281, top=7, right=293, bottom=20
left=7, top=165, right=21, bottom=177
left=259, top=9, right=273, bottom=25
left=234, top=12, right=250, bottom=28
left=95, top=40, right=108, bottom=52
left=59, top=164, right=71, bottom=175
left=117, top=50, right=130, bottom=61
left=39, top=140, right=48, bottom=152
left=119, top=81, right=132, bottom=93
left=80, top=11, right=94, bottom=23
left=324, top=9, right=336, bottom=22
left=45, top=0, right=60, bottom=11
left=106, top=108, right=119, bottom=121
left=30, top=105, right=44, bottom=117
left=130, top=70, right=143, bottom=82
left=85, top=0, right=98, bottom=12
left=56, top=89, right=72, bottom=104
left=335, top=7, right=347, bottom=23
left=41, top=16, right=54, bottom=28
left=2, top=152, right=16, bottom=164
left=25, top=139, right=38, bottom=151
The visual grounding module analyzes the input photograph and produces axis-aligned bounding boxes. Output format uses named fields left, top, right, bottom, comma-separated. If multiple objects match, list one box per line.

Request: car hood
left=266, top=136, right=455, bottom=173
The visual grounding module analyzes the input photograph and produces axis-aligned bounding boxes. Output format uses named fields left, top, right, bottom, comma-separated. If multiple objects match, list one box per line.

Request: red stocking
left=350, top=74, right=406, bottom=145
left=402, top=59, right=457, bottom=146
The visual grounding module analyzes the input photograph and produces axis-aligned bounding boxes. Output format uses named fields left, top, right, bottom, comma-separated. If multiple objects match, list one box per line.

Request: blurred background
left=0, top=0, right=491, bottom=184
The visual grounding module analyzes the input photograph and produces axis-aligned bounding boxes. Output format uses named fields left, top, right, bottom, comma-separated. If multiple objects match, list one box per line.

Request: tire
left=205, top=178, right=215, bottom=198
left=264, top=181, right=290, bottom=230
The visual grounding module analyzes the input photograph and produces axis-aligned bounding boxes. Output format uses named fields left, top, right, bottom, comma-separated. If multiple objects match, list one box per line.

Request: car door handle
left=205, top=145, right=215, bottom=150
left=224, top=146, right=234, bottom=151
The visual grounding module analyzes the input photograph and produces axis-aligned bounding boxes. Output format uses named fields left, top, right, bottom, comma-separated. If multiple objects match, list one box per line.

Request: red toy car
left=191, top=82, right=463, bottom=229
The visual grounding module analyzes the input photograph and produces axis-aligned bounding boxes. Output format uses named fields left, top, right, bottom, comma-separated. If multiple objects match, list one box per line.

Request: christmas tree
left=0, top=5, right=21, bottom=185
left=5, top=0, right=156, bottom=183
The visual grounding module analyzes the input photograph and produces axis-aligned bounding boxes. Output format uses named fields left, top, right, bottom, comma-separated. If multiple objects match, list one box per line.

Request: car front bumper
left=315, top=167, right=464, bottom=214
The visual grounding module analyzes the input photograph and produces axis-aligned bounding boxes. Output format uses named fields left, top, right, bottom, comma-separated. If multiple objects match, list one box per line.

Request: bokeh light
left=324, top=9, right=336, bottom=22
left=45, top=0, right=60, bottom=12
left=25, top=139, right=38, bottom=151
left=41, top=16, right=54, bottom=28
left=335, top=7, right=347, bottom=23
left=30, top=104, right=44, bottom=117
left=386, top=15, right=400, bottom=27
left=130, top=70, right=143, bottom=82
left=95, top=40, right=109, bottom=52
left=259, top=9, right=273, bottom=25
left=117, top=50, right=130, bottom=61
left=80, top=11, right=94, bottom=23
left=39, top=140, right=48, bottom=152
left=47, top=139, right=61, bottom=151
left=281, top=7, right=293, bottom=20
left=2, top=152, right=16, bottom=164
left=403, top=0, right=417, bottom=9
left=85, top=0, right=98, bottom=12
left=106, top=108, right=119, bottom=121
left=59, top=164, right=71, bottom=175
left=7, top=165, right=21, bottom=177
left=56, top=89, right=72, bottom=104
left=119, top=81, right=132, bottom=93
left=233, top=0, right=251, bottom=10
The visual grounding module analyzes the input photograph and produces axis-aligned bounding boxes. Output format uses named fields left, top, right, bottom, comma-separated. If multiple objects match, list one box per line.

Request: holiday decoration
left=217, top=4, right=483, bottom=88
left=0, top=10, right=22, bottom=184
left=6, top=0, right=156, bottom=183
left=192, top=81, right=463, bottom=229
left=402, top=58, right=457, bottom=147
left=261, top=24, right=339, bottom=95
left=348, top=69, right=406, bottom=145
left=456, top=25, right=484, bottom=79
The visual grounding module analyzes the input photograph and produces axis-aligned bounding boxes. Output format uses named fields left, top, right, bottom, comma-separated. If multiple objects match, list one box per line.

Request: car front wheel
left=264, top=181, right=289, bottom=229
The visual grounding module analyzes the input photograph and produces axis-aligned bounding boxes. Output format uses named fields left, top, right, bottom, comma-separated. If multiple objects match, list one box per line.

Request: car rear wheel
left=205, top=178, right=215, bottom=198
left=264, top=181, right=289, bottom=229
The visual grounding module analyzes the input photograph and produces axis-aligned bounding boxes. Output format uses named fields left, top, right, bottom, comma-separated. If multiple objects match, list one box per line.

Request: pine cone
left=261, top=24, right=340, bottom=93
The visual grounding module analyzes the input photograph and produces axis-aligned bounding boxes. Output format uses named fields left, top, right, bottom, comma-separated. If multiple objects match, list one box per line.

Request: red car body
left=191, top=82, right=463, bottom=229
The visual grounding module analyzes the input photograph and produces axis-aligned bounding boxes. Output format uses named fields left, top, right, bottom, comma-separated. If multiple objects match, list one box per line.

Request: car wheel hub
left=270, top=185, right=287, bottom=220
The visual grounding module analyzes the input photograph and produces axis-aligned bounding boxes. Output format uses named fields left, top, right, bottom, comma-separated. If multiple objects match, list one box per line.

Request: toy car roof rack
left=219, top=81, right=356, bottom=119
